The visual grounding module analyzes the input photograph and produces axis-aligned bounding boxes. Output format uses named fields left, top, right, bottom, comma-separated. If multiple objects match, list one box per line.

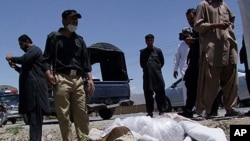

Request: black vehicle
left=87, top=42, right=133, bottom=119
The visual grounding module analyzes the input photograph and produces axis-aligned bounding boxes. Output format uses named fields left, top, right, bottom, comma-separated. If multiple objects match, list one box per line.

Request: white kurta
left=173, top=41, right=189, bottom=77
left=173, top=41, right=189, bottom=105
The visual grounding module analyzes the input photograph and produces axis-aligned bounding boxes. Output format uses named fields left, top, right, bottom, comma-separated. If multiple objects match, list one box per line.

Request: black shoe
left=204, top=114, right=213, bottom=119
left=245, top=110, right=250, bottom=117
left=159, top=112, right=165, bottom=115
left=207, top=111, right=218, bottom=117
left=177, top=111, right=193, bottom=118
left=225, top=109, right=244, bottom=117
left=146, top=113, right=153, bottom=118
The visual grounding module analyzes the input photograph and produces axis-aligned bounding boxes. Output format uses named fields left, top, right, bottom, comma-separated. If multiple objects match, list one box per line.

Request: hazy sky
left=0, top=0, right=244, bottom=93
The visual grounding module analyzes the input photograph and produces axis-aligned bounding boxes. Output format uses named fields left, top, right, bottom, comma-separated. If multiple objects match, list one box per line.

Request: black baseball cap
left=62, top=9, right=82, bottom=19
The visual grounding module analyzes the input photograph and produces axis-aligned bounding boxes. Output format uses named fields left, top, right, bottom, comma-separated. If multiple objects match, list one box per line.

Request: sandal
left=192, top=115, right=205, bottom=121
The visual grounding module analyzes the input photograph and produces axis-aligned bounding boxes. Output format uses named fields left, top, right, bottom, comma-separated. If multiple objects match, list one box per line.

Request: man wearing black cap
left=42, top=9, right=95, bottom=140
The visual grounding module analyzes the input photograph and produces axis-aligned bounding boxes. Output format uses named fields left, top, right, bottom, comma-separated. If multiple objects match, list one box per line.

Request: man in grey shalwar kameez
left=140, top=34, right=167, bottom=117
left=194, top=0, right=243, bottom=117
left=6, top=34, right=50, bottom=141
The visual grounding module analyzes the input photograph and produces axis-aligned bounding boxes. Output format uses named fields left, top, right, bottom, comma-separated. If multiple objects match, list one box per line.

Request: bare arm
left=86, top=72, right=95, bottom=95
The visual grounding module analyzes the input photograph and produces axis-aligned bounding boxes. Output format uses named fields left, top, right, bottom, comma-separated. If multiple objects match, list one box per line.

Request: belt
left=56, top=69, right=82, bottom=76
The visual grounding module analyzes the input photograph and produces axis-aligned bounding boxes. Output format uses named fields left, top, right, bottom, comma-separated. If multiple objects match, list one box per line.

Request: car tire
left=2, top=120, right=7, bottom=125
left=238, top=99, right=250, bottom=107
left=98, top=108, right=115, bottom=120
left=165, top=97, right=172, bottom=112
left=10, top=118, right=16, bottom=124
left=0, top=113, right=7, bottom=125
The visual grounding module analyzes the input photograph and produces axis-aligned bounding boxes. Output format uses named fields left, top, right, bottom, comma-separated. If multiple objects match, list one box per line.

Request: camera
left=179, top=27, right=192, bottom=40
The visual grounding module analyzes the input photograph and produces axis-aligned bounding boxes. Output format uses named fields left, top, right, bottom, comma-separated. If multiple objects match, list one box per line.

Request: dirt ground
left=0, top=116, right=250, bottom=141
left=198, top=116, right=250, bottom=140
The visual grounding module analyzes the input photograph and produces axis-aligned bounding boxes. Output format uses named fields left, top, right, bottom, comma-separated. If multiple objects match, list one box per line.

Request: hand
left=45, top=70, right=57, bottom=86
left=219, top=22, right=230, bottom=30
left=8, top=61, right=17, bottom=69
left=184, top=34, right=194, bottom=45
left=6, top=53, right=13, bottom=61
left=173, top=71, right=178, bottom=79
left=213, top=22, right=231, bottom=30
left=87, top=79, right=95, bottom=95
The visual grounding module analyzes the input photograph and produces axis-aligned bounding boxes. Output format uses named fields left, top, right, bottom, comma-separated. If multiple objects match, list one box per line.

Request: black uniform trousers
left=184, top=65, right=199, bottom=112
left=27, top=105, right=43, bottom=141
left=144, top=88, right=166, bottom=114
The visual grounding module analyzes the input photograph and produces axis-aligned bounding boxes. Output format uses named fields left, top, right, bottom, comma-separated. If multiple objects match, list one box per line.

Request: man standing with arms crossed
left=140, top=34, right=167, bottom=117
left=42, top=9, right=95, bottom=140
left=177, top=8, right=200, bottom=118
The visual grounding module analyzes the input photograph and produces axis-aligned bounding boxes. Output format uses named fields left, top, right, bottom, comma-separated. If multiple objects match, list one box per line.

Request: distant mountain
left=130, top=93, right=145, bottom=105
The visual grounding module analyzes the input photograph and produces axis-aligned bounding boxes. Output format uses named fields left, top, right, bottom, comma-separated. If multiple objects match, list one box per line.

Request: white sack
left=179, top=120, right=227, bottom=141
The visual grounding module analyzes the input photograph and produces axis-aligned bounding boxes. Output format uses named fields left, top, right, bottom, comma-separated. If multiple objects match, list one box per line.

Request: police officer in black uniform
left=42, top=9, right=95, bottom=141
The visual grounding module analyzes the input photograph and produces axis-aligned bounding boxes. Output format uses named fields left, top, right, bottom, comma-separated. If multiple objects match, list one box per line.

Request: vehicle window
left=92, top=63, right=102, bottom=81
left=0, top=95, right=19, bottom=103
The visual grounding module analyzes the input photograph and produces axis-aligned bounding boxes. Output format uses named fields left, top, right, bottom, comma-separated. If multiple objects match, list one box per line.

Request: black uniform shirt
left=43, top=28, right=91, bottom=73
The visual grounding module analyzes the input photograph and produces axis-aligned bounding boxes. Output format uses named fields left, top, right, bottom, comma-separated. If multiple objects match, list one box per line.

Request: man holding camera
left=178, top=8, right=220, bottom=119
left=177, top=8, right=200, bottom=118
